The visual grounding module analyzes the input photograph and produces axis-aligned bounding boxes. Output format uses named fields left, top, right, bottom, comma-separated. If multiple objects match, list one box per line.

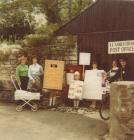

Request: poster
left=43, top=60, right=64, bottom=90
left=79, top=52, right=91, bottom=65
left=83, top=70, right=104, bottom=100
left=68, top=81, right=84, bottom=100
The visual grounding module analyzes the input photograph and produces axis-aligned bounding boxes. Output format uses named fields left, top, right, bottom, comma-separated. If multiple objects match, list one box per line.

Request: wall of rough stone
left=0, top=48, right=20, bottom=101
left=50, top=47, right=78, bottom=64
left=0, top=46, right=77, bottom=101
left=110, top=81, right=134, bottom=140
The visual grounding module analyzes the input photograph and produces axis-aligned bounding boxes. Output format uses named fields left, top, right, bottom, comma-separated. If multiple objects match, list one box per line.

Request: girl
left=68, top=71, right=83, bottom=109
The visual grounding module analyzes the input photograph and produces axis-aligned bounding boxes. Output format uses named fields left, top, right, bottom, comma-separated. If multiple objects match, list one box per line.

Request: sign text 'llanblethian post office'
left=108, top=40, right=134, bottom=54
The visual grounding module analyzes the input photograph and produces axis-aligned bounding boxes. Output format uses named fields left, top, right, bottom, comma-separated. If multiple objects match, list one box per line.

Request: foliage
left=35, top=23, right=60, bottom=38
left=0, top=0, right=93, bottom=48
left=0, top=0, right=93, bottom=38
left=0, top=42, right=21, bottom=61
left=0, top=0, right=37, bottom=41
left=23, top=24, right=58, bottom=57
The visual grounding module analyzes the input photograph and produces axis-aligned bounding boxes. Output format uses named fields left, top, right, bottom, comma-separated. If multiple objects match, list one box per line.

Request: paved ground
left=0, top=103, right=108, bottom=140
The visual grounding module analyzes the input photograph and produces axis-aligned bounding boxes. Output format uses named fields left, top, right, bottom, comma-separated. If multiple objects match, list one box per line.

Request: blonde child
left=68, top=71, right=83, bottom=109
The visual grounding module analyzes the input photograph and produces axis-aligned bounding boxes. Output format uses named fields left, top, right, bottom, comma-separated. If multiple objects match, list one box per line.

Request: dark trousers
left=20, top=76, right=29, bottom=90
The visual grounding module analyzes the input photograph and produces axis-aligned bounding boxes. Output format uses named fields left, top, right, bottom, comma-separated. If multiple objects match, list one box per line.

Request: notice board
left=43, top=60, right=64, bottom=90
left=83, top=70, right=104, bottom=100
left=79, top=52, right=91, bottom=65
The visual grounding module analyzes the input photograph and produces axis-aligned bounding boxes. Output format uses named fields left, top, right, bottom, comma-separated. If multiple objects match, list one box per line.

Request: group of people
left=16, top=54, right=132, bottom=109
left=108, top=58, right=132, bottom=82
left=68, top=58, right=133, bottom=109
left=89, top=58, right=132, bottom=83
left=16, top=54, right=43, bottom=91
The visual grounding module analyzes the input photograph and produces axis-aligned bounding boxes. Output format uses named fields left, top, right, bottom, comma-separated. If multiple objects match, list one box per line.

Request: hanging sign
left=108, top=40, right=134, bottom=54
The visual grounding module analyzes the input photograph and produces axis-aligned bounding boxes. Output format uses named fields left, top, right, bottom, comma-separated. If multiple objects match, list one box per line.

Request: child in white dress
left=68, top=71, right=84, bottom=109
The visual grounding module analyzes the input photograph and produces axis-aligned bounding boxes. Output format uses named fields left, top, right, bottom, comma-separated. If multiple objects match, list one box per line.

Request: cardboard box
left=43, top=60, right=64, bottom=90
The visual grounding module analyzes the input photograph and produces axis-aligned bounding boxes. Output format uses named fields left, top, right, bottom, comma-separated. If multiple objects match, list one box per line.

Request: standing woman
left=92, top=61, right=98, bottom=70
left=28, top=55, right=43, bottom=91
left=90, top=62, right=99, bottom=109
left=107, top=60, right=119, bottom=83
left=16, top=56, right=29, bottom=90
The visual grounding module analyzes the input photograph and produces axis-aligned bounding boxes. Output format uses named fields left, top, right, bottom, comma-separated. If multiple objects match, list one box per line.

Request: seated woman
left=28, top=55, right=43, bottom=92
left=16, top=55, right=29, bottom=90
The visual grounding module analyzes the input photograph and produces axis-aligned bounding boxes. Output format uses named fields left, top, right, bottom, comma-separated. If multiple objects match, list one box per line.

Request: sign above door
left=108, top=40, right=134, bottom=54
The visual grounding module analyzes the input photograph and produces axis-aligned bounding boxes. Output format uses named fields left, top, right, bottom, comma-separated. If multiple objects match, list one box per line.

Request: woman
left=107, top=60, right=119, bottom=82
left=92, top=61, right=98, bottom=70
left=90, top=62, right=99, bottom=109
left=28, top=56, right=43, bottom=91
left=16, top=56, right=29, bottom=90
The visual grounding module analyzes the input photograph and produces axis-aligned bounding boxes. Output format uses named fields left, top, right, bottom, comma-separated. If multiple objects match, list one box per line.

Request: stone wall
left=0, top=48, right=20, bottom=101
left=49, top=47, right=78, bottom=64
left=110, top=81, right=134, bottom=140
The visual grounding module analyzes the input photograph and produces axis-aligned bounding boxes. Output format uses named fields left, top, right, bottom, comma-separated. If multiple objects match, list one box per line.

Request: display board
left=79, top=52, right=91, bottom=65
left=43, top=60, right=64, bottom=90
left=68, top=81, right=84, bottom=100
left=83, top=70, right=104, bottom=100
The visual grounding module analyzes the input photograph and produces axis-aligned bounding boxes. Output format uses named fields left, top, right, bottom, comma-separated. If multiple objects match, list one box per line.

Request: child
left=68, top=71, right=84, bottom=109
left=49, top=91, right=57, bottom=107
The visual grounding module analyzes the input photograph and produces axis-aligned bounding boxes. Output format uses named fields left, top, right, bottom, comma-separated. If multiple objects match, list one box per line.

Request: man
left=116, top=59, right=131, bottom=81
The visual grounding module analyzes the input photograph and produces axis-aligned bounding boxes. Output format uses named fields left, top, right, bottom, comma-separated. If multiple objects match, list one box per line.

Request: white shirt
left=28, top=63, right=43, bottom=80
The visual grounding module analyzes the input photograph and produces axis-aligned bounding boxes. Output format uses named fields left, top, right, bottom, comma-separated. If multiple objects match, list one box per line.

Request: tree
left=0, top=0, right=93, bottom=42
left=0, top=0, right=37, bottom=41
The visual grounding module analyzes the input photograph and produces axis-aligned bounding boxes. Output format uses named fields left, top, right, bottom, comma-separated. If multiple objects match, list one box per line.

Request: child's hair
left=74, top=71, right=80, bottom=80
left=92, top=61, right=98, bottom=65
left=74, top=71, right=80, bottom=76
left=32, top=55, right=38, bottom=60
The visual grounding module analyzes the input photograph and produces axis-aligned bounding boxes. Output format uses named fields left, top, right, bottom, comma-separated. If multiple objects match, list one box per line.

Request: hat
left=74, top=71, right=80, bottom=75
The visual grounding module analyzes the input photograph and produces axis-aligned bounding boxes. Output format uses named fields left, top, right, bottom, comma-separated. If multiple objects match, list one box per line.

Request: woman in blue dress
left=28, top=56, right=43, bottom=91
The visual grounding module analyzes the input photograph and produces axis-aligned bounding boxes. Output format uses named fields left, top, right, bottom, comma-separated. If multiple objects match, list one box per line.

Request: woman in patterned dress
left=28, top=56, right=43, bottom=91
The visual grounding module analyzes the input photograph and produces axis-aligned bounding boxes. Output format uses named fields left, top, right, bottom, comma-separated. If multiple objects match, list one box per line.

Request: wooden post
left=82, top=65, right=85, bottom=80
